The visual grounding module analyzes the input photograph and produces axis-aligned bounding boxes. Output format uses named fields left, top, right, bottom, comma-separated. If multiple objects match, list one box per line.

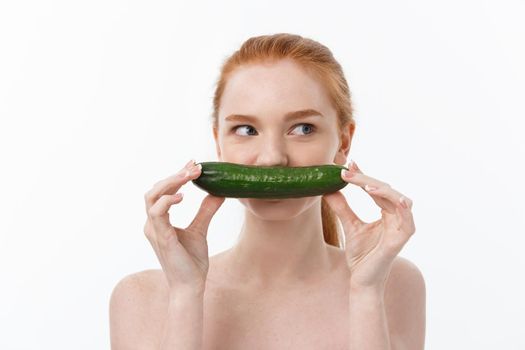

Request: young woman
left=110, top=33, right=426, bottom=350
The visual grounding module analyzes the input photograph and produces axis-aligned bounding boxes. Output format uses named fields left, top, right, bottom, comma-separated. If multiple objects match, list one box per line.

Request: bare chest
left=201, top=285, right=350, bottom=350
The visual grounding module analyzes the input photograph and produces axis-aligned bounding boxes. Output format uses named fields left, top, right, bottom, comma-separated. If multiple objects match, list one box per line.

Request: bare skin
left=110, top=58, right=425, bottom=349
left=110, top=252, right=423, bottom=349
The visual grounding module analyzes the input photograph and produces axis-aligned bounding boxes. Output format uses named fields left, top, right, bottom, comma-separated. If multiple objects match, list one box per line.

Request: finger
left=364, top=185, right=413, bottom=214
left=322, top=191, right=363, bottom=234
left=144, top=159, right=201, bottom=210
left=342, top=168, right=394, bottom=212
left=186, top=194, right=226, bottom=236
left=394, top=201, right=416, bottom=236
left=143, top=219, right=163, bottom=262
left=148, top=192, right=184, bottom=241
left=342, top=161, right=409, bottom=213
left=341, top=160, right=390, bottom=192
left=383, top=203, right=417, bottom=254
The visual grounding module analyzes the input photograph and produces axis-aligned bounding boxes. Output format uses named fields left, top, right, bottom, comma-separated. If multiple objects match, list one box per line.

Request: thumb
left=322, top=191, right=362, bottom=234
left=187, top=194, right=226, bottom=236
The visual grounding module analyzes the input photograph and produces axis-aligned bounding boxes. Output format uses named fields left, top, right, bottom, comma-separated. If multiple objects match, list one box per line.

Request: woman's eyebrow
left=225, top=109, right=324, bottom=123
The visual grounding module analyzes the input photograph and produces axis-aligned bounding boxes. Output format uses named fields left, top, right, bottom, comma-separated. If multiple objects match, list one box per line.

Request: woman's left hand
left=322, top=160, right=416, bottom=293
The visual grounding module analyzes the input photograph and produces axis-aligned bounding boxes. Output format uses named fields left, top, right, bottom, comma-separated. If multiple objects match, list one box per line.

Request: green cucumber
left=191, top=161, right=349, bottom=199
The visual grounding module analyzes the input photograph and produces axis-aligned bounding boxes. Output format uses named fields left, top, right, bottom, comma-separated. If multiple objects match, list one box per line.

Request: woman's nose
left=255, top=135, right=288, bottom=167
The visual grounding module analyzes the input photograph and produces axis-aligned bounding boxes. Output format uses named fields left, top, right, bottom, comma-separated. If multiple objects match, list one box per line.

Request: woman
left=110, top=33, right=426, bottom=349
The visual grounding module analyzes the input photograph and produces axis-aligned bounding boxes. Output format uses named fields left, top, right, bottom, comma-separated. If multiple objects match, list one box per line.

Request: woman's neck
left=223, top=200, right=336, bottom=289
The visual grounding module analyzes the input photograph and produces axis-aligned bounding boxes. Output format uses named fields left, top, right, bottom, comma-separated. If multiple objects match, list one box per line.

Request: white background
left=1, top=0, right=524, bottom=349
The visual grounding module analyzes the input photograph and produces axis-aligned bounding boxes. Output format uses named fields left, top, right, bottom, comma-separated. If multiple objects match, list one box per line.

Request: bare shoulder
left=384, top=256, right=426, bottom=349
left=386, top=256, right=426, bottom=292
left=109, top=269, right=169, bottom=349
left=110, top=269, right=168, bottom=308
left=111, top=268, right=168, bottom=296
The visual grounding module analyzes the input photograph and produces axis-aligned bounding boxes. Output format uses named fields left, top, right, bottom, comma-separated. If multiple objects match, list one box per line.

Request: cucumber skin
left=191, top=161, right=349, bottom=199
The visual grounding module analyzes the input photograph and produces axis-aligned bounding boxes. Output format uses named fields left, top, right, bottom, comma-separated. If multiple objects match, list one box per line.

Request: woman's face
left=213, top=58, right=352, bottom=219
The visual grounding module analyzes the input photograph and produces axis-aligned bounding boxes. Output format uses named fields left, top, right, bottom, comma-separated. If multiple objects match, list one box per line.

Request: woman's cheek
left=222, top=139, right=259, bottom=161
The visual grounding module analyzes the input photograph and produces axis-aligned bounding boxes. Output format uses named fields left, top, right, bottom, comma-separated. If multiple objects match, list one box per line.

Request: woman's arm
left=323, top=162, right=424, bottom=349
left=159, top=289, right=205, bottom=350
left=348, top=286, right=391, bottom=349
left=109, top=271, right=205, bottom=350
left=348, top=257, right=426, bottom=350
left=384, top=257, right=426, bottom=350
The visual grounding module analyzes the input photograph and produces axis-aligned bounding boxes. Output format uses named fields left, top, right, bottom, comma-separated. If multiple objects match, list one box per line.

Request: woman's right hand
left=143, top=159, right=225, bottom=295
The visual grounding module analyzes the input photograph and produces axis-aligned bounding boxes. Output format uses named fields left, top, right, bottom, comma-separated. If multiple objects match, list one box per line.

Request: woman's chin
left=245, top=197, right=296, bottom=204
left=238, top=197, right=318, bottom=219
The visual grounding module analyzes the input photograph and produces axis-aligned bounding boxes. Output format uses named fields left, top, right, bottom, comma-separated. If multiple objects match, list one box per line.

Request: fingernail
left=399, top=196, right=408, bottom=208
left=342, top=169, right=354, bottom=178
left=186, top=159, right=196, bottom=168
left=349, top=159, right=356, bottom=170
left=190, top=167, right=201, bottom=176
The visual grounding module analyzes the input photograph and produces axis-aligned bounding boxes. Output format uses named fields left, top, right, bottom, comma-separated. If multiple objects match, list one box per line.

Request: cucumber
left=191, top=161, right=349, bottom=199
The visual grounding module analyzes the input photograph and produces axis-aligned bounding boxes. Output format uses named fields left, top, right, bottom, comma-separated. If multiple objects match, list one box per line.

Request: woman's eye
left=233, top=125, right=258, bottom=136
left=231, top=123, right=316, bottom=136
left=291, top=123, right=315, bottom=136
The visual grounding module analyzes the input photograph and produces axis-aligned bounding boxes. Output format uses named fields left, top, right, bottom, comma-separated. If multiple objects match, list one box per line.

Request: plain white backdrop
left=1, top=0, right=524, bottom=349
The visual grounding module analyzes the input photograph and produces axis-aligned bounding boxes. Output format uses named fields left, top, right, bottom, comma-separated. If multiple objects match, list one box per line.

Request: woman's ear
left=334, top=122, right=355, bottom=165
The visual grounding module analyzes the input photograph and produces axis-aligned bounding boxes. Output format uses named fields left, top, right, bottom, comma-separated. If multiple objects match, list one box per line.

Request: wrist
left=349, top=283, right=385, bottom=299
left=349, top=286, right=385, bottom=311
left=169, top=285, right=206, bottom=302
